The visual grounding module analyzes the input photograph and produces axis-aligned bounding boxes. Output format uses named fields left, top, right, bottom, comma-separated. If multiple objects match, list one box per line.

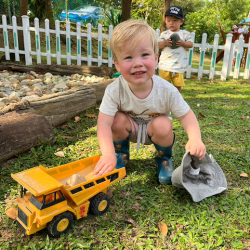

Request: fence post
left=186, top=32, right=195, bottom=79
left=227, top=42, right=235, bottom=76
left=66, top=20, right=71, bottom=65
left=45, top=19, right=51, bottom=65
left=34, top=18, right=41, bottom=64
left=108, top=25, right=113, bottom=68
left=87, top=23, right=92, bottom=66
left=76, top=22, right=81, bottom=65
left=12, top=16, right=20, bottom=61
left=209, top=34, right=219, bottom=80
left=221, top=33, right=232, bottom=81
left=22, top=15, right=32, bottom=65
left=244, top=36, right=250, bottom=79
left=233, top=35, right=244, bottom=79
left=55, top=20, right=61, bottom=65
left=98, top=24, right=102, bottom=66
left=198, top=33, right=207, bottom=79
left=2, top=15, right=10, bottom=61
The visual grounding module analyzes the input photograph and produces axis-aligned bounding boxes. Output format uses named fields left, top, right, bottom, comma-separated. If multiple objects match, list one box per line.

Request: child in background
left=237, top=24, right=245, bottom=34
left=231, top=25, right=238, bottom=33
left=158, top=6, right=193, bottom=93
left=93, top=19, right=206, bottom=185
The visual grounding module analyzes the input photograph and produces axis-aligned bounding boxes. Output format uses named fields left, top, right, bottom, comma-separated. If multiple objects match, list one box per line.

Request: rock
left=170, top=33, right=180, bottom=49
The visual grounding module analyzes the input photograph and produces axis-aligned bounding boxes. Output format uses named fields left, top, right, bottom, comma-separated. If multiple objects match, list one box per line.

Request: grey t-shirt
left=100, top=75, right=190, bottom=123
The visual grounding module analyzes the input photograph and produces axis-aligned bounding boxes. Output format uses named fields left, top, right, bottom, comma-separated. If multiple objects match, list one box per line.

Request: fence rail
left=1, top=15, right=250, bottom=80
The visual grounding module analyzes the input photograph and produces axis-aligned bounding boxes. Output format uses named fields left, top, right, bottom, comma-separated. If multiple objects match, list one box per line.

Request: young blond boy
left=94, top=19, right=206, bottom=185
left=158, top=6, right=193, bottom=93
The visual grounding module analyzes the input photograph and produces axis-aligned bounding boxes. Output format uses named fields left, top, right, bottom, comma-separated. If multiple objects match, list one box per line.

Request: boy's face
left=114, top=39, right=158, bottom=87
left=165, top=16, right=184, bottom=32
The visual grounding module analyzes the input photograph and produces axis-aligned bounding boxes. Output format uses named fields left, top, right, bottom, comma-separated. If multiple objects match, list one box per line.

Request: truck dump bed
left=12, top=155, right=126, bottom=206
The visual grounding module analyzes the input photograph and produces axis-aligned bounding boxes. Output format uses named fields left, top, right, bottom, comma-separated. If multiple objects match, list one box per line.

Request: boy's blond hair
left=110, top=19, right=159, bottom=61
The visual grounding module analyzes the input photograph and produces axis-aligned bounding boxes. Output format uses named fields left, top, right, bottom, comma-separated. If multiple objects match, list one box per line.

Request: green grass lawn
left=0, top=77, right=250, bottom=250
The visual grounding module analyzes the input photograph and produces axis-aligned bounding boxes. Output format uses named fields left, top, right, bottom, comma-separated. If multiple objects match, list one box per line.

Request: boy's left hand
left=185, top=139, right=206, bottom=160
left=176, top=39, right=185, bottom=47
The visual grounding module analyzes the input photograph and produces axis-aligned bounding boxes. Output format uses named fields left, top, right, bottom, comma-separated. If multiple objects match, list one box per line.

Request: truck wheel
left=89, top=192, right=111, bottom=216
left=47, top=212, right=73, bottom=237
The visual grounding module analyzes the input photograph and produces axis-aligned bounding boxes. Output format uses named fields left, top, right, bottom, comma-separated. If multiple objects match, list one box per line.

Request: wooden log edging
left=0, top=109, right=55, bottom=162
left=0, top=63, right=114, bottom=77
left=29, top=86, right=96, bottom=126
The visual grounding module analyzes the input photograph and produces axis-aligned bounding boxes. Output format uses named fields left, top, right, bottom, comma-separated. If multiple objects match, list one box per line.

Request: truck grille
left=16, top=220, right=26, bottom=232
left=18, top=207, right=28, bottom=226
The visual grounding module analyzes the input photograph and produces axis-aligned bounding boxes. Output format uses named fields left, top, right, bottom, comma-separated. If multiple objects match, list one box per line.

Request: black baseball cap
left=165, top=6, right=184, bottom=19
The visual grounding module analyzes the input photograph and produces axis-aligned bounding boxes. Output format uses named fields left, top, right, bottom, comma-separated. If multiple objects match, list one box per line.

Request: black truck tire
left=89, top=192, right=111, bottom=216
left=47, top=212, right=74, bottom=237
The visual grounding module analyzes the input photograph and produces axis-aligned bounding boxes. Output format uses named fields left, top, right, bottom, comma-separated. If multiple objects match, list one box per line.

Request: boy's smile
left=114, top=39, right=158, bottom=89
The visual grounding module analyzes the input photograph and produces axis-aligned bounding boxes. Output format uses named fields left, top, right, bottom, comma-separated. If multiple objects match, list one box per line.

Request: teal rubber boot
left=114, top=133, right=131, bottom=169
left=151, top=134, right=175, bottom=185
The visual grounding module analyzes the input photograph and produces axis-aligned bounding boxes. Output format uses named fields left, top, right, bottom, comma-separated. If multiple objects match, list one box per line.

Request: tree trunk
left=122, top=0, right=132, bottom=21
left=33, top=0, right=46, bottom=20
left=160, top=0, right=172, bottom=33
left=17, top=0, right=28, bottom=62
left=44, top=0, right=55, bottom=29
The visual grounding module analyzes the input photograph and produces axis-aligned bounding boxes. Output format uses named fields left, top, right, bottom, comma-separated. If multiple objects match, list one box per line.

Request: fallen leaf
left=202, top=124, right=206, bottom=127
left=209, top=205, right=215, bottom=210
left=106, top=191, right=113, bottom=199
left=74, top=116, right=81, bottom=122
left=177, top=224, right=185, bottom=229
left=240, top=117, right=246, bottom=120
left=6, top=207, right=18, bottom=219
left=85, top=114, right=96, bottom=118
left=240, top=173, right=248, bottom=177
left=122, top=217, right=138, bottom=227
left=57, top=124, right=73, bottom=130
left=158, top=222, right=168, bottom=236
left=214, top=121, right=222, bottom=125
left=54, top=151, right=65, bottom=158
left=213, top=116, right=217, bottom=119
left=198, top=113, right=206, bottom=118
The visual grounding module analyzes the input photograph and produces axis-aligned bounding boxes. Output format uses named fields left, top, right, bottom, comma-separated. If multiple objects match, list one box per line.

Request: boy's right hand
left=94, top=153, right=117, bottom=176
left=165, top=38, right=172, bottom=47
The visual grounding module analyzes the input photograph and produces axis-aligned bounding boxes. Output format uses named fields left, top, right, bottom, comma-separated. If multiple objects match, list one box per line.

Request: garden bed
left=0, top=64, right=115, bottom=162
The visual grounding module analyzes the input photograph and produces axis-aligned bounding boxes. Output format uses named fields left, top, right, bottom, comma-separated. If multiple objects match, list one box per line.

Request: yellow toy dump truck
left=11, top=155, right=126, bottom=237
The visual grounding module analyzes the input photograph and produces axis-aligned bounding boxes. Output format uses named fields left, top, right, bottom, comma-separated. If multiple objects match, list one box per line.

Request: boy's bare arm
left=178, top=109, right=206, bottom=159
left=176, top=40, right=193, bottom=48
left=94, top=112, right=117, bottom=176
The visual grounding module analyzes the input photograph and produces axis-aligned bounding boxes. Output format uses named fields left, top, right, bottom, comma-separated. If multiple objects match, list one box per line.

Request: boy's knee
left=150, top=116, right=173, bottom=135
left=112, top=112, right=129, bottom=130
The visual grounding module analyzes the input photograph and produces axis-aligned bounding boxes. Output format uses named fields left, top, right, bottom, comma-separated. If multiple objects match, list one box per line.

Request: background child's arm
left=178, top=109, right=206, bottom=159
left=158, top=39, right=172, bottom=49
left=94, top=112, right=117, bottom=176
left=176, top=40, right=193, bottom=48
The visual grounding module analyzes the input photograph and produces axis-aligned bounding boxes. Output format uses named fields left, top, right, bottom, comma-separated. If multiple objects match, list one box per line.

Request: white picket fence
left=1, top=15, right=250, bottom=80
